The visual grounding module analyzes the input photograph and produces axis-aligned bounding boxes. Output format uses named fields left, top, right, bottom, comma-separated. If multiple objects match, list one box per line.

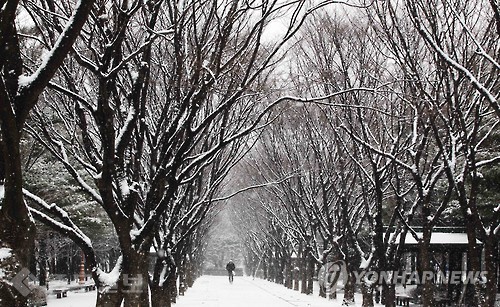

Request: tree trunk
left=95, top=290, right=123, bottom=307
left=94, top=249, right=149, bottom=307
left=151, top=253, right=174, bottom=307
left=285, top=258, right=292, bottom=289
left=418, top=230, right=434, bottom=307
left=382, top=283, right=395, bottom=307
left=39, top=239, right=47, bottom=287
left=94, top=256, right=124, bottom=307
left=121, top=251, right=150, bottom=307
left=301, top=258, right=307, bottom=294
left=361, top=278, right=374, bottom=307
left=178, top=261, right=185, bottom=296
left=151, top=283, right=171, bottom=307
left=277, top=257, right=285, bottom=285
left=481, top=238, right=497, bottom=307
left=342, top=272, right=355, bottom=305
left=463, top=216, right=482, bottom=306
left=185, top=257, right=194, bottom=288
left=167, top=268, right=178, bottom=303
left=0, top=131, right=36, bottom=306
left=293, top=264, right=299, bottom=291
left=307, top=255, right=314, bottom=294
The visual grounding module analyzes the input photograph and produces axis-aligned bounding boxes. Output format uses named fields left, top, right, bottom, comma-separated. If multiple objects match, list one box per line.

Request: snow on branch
left=24, top=91, right=102, bottom=204
left=53, top=140, right=103, bottom=204
left=183, top=87, right=382, bottom=180
left=94, top=256, right=122, bottom=293
left=17, top=0, right=97, bottom=122
left=475, top=155, right=500, bottom=168
left=407, top=5, right=499, bottom=117
left=23, top=189, right=92, bottom=247
left=210, top=174, right=299, bottom=203
left=27, top=208, right=92, bottom=255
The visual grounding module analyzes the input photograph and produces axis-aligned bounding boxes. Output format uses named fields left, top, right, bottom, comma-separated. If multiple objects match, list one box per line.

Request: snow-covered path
left=175, top=276, right=369, bottom=307
left=177, top=276, right=318, bottom=307
left=47, top=276, right=380, bottom=307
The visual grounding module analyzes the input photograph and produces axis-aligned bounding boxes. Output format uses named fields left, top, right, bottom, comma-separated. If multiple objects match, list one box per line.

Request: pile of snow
left=0, top=247, right=12, bottom=260
left=0, top=248, right=12, bottom=280
left=94, top=256, right=122, bottom=294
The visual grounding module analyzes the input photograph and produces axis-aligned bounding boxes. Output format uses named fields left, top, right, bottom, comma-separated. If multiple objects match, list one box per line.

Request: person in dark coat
left=226, top=260, right=235, bottom=283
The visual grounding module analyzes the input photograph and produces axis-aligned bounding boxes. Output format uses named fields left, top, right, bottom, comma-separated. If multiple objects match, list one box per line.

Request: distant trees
left=234, top=1, right=499, bottom=307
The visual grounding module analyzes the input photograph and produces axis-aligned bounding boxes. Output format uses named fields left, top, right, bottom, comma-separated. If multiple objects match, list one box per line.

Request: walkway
left=176, top=276, right=359, bottom=307
left=46, top=275, right=378, bottom=307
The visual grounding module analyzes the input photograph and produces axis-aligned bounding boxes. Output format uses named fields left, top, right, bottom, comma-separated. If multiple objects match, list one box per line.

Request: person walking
left=226, top=260, right=235, bottom=283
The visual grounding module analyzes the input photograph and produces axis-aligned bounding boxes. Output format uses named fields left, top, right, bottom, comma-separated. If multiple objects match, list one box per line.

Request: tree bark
left=382, top=283, right=395, bottom=307
left=39, top=239, right=47, bottom=287
left=121, top=251, right=150, bottom=307
left=482, top=237, right=498, bottom=307
left=285, top=258, right=292, bottom=289
left=418, top=228, right=434, bottom=307
left=342, top=271, right=355, bottom=305
left=307, top=255, right=314, bottom=294
left=463, top=214, right=482, bottom=305
left=361, top=279, right=374, bottom=307
left=301, top=258, right=307, bottom=294
left=151, top=283, right=171, bottom=307
left=95, top=290, right=123, bottom=307
left=293, top=264, right=299, bottom=291
left=0, top=131, right=36, bottom=306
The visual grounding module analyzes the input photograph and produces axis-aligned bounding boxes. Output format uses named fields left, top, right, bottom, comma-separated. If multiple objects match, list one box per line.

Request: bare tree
left=21, top=0, right=339, bottom=305
left=365, top=1, right=500, bottom=306
left=0, top=1, right=96, bottom=305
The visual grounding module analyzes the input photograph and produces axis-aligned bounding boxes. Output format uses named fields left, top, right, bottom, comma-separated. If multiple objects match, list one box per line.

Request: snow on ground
left=45, top=275, right=500, bottom=307
left=45, top=280, right=97, bottom=307
left=47, top=275, right=384, bottom=307
left=175, top=276, right=382, bottom=307
left=0, top=247, right=12, bottom=260
left=47, top=289, right=96, bottom=307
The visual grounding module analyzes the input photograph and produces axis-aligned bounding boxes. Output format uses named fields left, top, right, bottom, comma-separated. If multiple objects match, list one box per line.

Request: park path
left=176, top=275, right=342, bottom=307
left=47, top=275, right=376, bottom=307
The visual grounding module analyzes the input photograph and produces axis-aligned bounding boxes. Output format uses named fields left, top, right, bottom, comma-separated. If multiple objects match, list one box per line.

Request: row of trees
left=0, top=0, right=340, bottom=306
left=233, top=1, right=499, bottom=307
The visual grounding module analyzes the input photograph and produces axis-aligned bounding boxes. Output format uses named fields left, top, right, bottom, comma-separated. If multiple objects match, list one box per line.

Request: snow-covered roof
left=392, top=232, right=480, bottom=245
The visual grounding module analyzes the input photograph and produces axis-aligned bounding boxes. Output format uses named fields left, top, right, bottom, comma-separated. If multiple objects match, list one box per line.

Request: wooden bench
left=53, top=289, right=67, bottom=299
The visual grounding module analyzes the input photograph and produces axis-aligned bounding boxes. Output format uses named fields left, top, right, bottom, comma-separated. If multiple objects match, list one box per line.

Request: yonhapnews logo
left=318, top=260, right=348, bottom=293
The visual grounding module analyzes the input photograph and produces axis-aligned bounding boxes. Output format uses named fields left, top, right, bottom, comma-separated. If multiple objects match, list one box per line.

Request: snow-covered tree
left=0, top=1, right=96, bottom=305
left=20, top=0, right=339, bottom=305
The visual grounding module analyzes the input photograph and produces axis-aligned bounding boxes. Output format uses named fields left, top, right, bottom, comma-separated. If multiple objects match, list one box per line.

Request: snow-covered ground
left=47, top=290, right=97, bottom=307
left=47, top=275, right=383, bottom=307
left=45, top=275, right=500, bottom=307
left=174, top=276, right=383, bottom=307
